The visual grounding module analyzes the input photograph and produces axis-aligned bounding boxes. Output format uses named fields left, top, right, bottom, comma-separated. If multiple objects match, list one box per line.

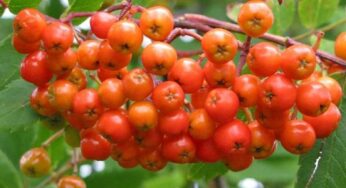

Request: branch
left=177, top=49, right=203, bottom=58
left=165, top=28, right=202, bottom=43
left=177, top=14, right=346, bottom=67
left=236, top=36, right=252, bottom=76
left=41, top=129, right=64, bottom=149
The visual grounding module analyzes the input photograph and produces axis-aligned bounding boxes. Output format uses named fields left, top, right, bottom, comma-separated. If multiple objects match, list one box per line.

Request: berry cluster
left=14, top=0, right=344, bottom=187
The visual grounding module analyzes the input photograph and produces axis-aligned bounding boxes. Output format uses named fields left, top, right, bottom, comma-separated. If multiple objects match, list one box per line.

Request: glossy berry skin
left=77, top=40, right=100, bottom=70
left=213, top=119, right=251, bottom=155
left=48, top=80, right=79, bottom=112
left=233, top=74, right=260, bottom=107
left=280, top=120, right=316, bottom=155
left=224, top=153, right=253, bottom=172
left=303, top=103, right=341, bottom=138
left=47, top=48, right=77, bottom=75
left=118, top=158, right=138, bottom=169
left=191, top=81, right=210, bottom=109
left=99, top=40, right=132, bottom=70
left=248, top=121, right=276, bottom=159
left=201, top=28, right=238, bottom=64
left=258, top=74, right=296, bottom=111
left=189, top=109, right=215, bottom=140
left=12, top=34, right=40, bottom=54
left=161, top=134, right=196, bottom=163
left=318, top=76, right=342, bottom=105
left=139, top=6, right=174, bottom=41
left=80, top=128, right=112, bottom=160
left=196, top=139, right=221, bottom=163
left=128, top=101, right=158, bottom=131
left=59, top=67, right=87, bottom=90
left=30, top=85, right=57, bottom=117
left=205, top=88, right=239, bottom=123
left=134, top=128, right=162, bottom=148
left=111, top=140, right=138, bottom=161
left=203, top=60, right=236, bottom=88
left=57, top=175, right=86, bottom=188
left=122, top=68, right=154, bottom=101
left=139, top=150, right=167, bottom=171
left=72, top=88, right=103, bottom=125
left=141, top=42, right=177, bottom=75
left=296, top=82, right=331, bottom=116
left=97, top=67, right=128, bottom=81
left=13, top=8, right=46, bottom=42
left=96, top=111, right=132, bottom=143
left=335, top=32, right=346, bottom=60
left=20, top=51, right=52, bottom=86
left=90, top=12, right=117, bottom=39
left=246, top=42, right=281, bottom=77
left=168, top=58, right=204, bottom=93
left=255, top=107, right=290, bottom=129
left=152, top=81, right=185, bottom=113
left=20, top=147, right=51, bottom=177
left=281, top=44, right=316, bottom=80
left=237, top=1, right=273, bottom=37
left=98, top=78, right=126, bottom=109
left=108, top=20, right=143, bottom=54
left=42, top=22, right=74, bottom=55
left=158, top=109, right=189, bottom=136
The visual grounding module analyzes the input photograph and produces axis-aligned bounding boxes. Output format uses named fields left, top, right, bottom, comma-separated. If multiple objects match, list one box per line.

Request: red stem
left=180, top=13, right=346, bottom=67
left=165, top=28, right=202, bottom=43
left=177, top=49, right=203, bottom=58
left=236, top=36, right=252, bottom=76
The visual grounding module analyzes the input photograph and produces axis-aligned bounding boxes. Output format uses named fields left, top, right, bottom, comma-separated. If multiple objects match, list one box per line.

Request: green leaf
left=0, top=125, right=37, bottom=168
left=309, top=37, right=335, bottom=54
left=8, top=0, right=41, bottom=14
left=63, top=0, right=104, bottom=25
left=296, top=73, right=346, bottom=188
left=142, top=171, right=185, bottom=188
left=0, top=35, right=24, bottom=90
left=188, top=162, right=228, bottom=180
left=269, top=0, right=295, bottom=35
left=298, top=0, right=339, bottom=29
left=0, top=150, right=23, bottom=188
left=0, top=79, right=39, bottom=132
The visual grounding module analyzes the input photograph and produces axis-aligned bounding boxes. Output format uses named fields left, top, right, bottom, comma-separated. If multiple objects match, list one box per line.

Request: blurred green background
left=0, top=0, right=346, bottom=188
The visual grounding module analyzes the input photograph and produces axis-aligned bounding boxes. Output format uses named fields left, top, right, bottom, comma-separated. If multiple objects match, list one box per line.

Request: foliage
left=0, top=0, right=345, bottom=188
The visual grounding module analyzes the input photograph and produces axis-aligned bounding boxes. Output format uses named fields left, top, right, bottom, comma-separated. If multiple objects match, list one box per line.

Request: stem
left=41, top=129, right=65, bottom=149
left=72, top=149, right=79, bottom=175
left=177, top=49, right=203, bottom=58
left=294, top=18, right=346, bottom=40
left=35, top=155, right=84, bottom=188
left=236, top=36, right=252, bottom=76
left=0, top=0, right=7, bottom=8
left=104, top=2, right=127, bottom=13
left=242, top=108, right=254, bottom=123
left=312, top=31, right=324, bottom=52
left=165, top=28, right=202, bottom=43
left=290, top=106, right=298, bottom=120
left=118, top=0, right=132, bottom=20
left=184, top=99, right=193, bottom=113
left=210, top=176, right=228, bottom=188
left=177, top=14, right=346, bottom=67
left=89, top=73, right=102, bottom=85
left=61, top=12, right=94, bottom=23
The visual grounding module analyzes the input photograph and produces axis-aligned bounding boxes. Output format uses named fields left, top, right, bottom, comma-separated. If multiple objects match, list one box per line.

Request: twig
left=236, top=36, right=252, bottom=76
left=177, top=14, right=346, bottom=67
left=118, top=0, right=132, bottom=20
left=0, top=0, right=7, bottom=8
left=177, top=49, right=203, bottom=58
left=242, top=108, right=254, bottom=123
left=60, top=12, right=94, bottom=23
left=35, top=155, right=84, bottom=188
left=165, top=28, right=202, bottom=43
left=41, top=129, right=65, bottom=149
left=89, top=73, right=102, bottom=85
left=312, top=31, right=324, bottom=52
